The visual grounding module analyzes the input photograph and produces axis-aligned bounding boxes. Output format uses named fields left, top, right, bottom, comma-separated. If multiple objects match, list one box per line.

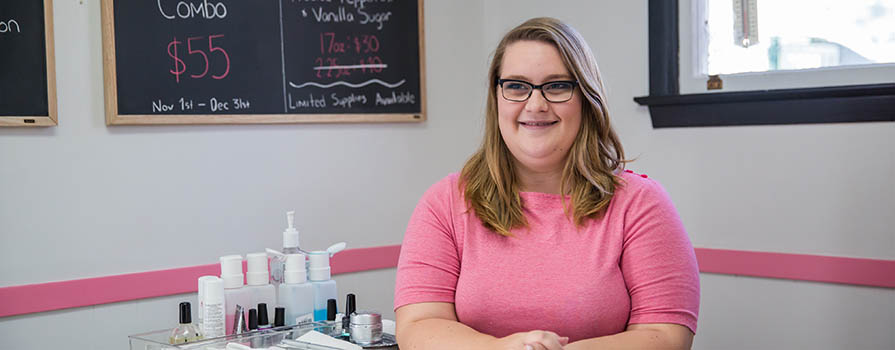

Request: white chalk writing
left=331, top=93, right=367, bottom=108
left=288, top=93, right=327, bottom=109
left=311, top=6, right=354, bottom=23
left=158, top=0, right=227, bottom=20
left=375, top=91, right=415, bottom=106
left=0, top=19, right=21, bottom=33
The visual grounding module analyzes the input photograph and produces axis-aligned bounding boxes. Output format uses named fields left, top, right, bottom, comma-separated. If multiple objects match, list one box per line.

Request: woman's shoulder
left=614, top=169, right=672, bottom=203
left=610, top=169, right=683, bottom=232
left=418, top=172, right=463, bottom=202
left=429, top=172, right=461, bottom=192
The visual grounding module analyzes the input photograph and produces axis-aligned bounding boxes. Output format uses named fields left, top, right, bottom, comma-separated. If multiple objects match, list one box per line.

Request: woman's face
left=497, top=40, right=582, bottom=174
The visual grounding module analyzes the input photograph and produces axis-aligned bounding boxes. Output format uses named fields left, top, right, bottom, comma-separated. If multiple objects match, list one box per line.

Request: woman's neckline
left=518, top=191, right=569, bottom=199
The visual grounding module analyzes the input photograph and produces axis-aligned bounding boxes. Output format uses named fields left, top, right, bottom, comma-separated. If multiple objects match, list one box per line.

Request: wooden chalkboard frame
left=0, top=0, right=57, bottom=127
left=101, top=0, right=426, bottom=125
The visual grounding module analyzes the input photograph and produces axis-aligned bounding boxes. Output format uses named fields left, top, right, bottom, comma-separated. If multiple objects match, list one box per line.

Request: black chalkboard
left=0, top=0, right=56, bottom=126
left=102, top=0, right=424, bottom=125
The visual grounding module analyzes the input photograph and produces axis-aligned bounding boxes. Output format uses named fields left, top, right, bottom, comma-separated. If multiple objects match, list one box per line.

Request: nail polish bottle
left=342, top=293, right=356, bottom=338
left=274, top=307, right=286, bottom=327
left=170, top=302, right=204, bottom=344
left=247, top=308, right=262, bottom=349
left=248, top=308, right=259, bottom=331
left=257, top=303, right=272, bottom=330
left=326, top=298, right=340, bottom=336
left=269, top=306, right=288, bottom=344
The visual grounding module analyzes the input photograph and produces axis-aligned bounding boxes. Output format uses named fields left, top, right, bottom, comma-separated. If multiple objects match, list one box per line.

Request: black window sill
left=633, top=83, right=895, bottom=128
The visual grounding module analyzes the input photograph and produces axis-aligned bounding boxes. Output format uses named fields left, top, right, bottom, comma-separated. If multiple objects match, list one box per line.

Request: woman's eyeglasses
left=497, top=79, right=578, bottom=103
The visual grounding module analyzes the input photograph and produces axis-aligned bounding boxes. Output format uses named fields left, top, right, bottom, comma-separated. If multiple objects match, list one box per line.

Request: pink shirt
left=394, top=171, right=699, bottom=341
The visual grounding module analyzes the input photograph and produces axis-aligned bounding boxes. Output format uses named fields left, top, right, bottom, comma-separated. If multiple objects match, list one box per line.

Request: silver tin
left=349, top=311, right=382, bottom=345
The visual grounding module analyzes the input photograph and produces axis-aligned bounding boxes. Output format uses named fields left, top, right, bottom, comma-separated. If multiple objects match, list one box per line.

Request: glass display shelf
left=129, top=322, right=338, bottom=350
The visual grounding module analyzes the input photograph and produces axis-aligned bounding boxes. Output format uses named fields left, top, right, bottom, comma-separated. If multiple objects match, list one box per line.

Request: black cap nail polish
left=248, top=308, right=258, bottom=330
left=274, top=307, right=285, bottom=327
left=257, top=303, right=270, bottom=327
left=327, top=299, right=338, bottom=321
left=179, top=302, right=192, bottom=324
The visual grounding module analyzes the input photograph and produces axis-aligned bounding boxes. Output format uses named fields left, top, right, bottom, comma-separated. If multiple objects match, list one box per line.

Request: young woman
left=394, top=17, right=699, bottom=350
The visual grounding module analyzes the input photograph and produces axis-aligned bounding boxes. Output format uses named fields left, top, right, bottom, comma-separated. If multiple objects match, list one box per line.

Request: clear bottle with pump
left=270, top=211, right=303, bottom=286
left=201, top=277, right=226, bottom=338
left=277, top=253, right=315, bottom=326
left=309, top=251, right=338, bottom=321
left=170, top=302, right=203, bottom=344
left=245, top=252, right=276, bottom=317
left=220, top=255, right=252, bottom=335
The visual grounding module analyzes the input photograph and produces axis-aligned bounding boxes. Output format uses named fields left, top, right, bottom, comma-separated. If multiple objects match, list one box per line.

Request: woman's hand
left=494, top=330, right=569, bottom=350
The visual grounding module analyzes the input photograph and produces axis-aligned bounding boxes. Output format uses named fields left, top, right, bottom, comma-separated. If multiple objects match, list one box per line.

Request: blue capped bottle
left=308, top=251, right=337, bottom=321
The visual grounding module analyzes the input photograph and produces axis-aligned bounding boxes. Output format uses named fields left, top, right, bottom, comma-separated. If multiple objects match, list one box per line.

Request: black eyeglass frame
left=496, top=78, right=579, bottom=103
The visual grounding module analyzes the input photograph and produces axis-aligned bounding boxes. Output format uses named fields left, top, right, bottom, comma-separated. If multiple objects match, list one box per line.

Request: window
left=707, top=0, right=895, bottom=75
left=684, top=0, right=895, bottom=93
left=635, top=0, right=895, bottom=128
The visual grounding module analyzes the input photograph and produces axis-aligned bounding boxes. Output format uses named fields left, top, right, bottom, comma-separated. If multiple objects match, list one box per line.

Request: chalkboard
left=101, top=0, right=425, bottom=125
left=0, top=0, right=57, bottom=127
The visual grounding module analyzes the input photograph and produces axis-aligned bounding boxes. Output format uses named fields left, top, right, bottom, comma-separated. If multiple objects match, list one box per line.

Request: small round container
left=349, top=311, right=382, bottom=345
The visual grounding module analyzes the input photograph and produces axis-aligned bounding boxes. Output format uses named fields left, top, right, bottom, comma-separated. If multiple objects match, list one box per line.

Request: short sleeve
left=620, top=178, right=700, bottom=333
left=394, top=176, right=462, bottom=310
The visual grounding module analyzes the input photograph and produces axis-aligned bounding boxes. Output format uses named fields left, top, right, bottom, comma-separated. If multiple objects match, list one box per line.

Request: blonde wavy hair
left=460, top=17, right=628, bottom=236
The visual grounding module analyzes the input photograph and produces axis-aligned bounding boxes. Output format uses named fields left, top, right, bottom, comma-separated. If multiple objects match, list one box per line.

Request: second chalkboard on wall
left=0, top=0, right=57, bottom=127
left=101, top=0, right=425, bottom=125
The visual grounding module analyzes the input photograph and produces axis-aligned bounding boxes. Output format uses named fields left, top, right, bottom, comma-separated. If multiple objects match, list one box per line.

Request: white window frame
left=678, top=0, right=895, bottom=95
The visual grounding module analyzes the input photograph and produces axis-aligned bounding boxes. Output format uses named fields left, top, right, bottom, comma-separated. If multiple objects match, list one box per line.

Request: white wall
left=0, top=0, right=486, bottom=348
left=1, top=1, right=892, bottom=349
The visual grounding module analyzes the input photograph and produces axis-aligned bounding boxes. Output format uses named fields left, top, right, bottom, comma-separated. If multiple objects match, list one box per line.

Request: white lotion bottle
left=201, top=277, right=226, bottom=338
left=277, top=253, right=315, bottom=326
left=220, top=255, right=252, bottom=335
left=270, top=211, right=302, bottom=286
left=196, top=275, right=217, bottom=330
left=308, top=251, right=338, bottom=321
left=245, top=252, right=277, bottom=319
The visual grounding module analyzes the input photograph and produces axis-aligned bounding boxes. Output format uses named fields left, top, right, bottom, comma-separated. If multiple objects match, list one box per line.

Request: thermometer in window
left=733, top=0, right=759, bottom=47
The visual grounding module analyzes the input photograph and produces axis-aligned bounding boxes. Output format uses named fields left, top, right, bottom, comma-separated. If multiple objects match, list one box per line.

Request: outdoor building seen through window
left=704, top=0, right=895, bottom=75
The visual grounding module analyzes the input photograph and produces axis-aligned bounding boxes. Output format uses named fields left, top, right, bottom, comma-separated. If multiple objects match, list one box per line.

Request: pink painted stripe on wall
left=695, top=248, right=895, bottom=288
left=331, top=245, right=401, bottom=275
left=0, top=245, right=402, bottom=318
left=1, top=245, right=893, bottom=318
left=0, top=263, right=221, bottom=318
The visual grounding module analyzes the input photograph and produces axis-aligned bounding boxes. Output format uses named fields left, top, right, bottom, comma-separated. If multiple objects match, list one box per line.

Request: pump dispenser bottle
left=170, top=302, right=203, bottom=344
left=270, top=211, right=303, bottom=285
left=277, top=253, right=315, bottom=325
left=244, top=252, right=276, bottom=317
left=220, top=255, right=252, bottom=335
left=309, top=251, right=338, bottom=321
